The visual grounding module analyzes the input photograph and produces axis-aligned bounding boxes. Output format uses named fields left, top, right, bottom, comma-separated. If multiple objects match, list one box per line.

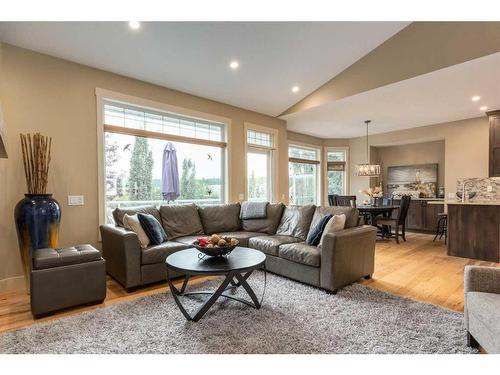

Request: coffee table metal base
left=166, top=268, right=266, bottom=322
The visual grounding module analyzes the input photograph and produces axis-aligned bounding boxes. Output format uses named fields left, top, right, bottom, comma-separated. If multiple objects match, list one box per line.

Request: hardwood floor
left=360, top=232, right=498, bottom=311
left=0, top=232, right=498, bottom=334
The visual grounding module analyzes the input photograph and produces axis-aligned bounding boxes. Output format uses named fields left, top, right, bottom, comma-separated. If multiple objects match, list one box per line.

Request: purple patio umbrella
left=162, top=142, right=180, bottom=201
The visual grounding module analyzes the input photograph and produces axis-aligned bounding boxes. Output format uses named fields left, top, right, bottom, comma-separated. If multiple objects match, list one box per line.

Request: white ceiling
left=283, top=52, right=500, bottom=138
left=0, top=22, right=408, bottom=116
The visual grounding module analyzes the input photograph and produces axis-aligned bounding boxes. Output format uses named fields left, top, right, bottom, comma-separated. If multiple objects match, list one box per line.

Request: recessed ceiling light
left=229, top=61, right=239, bottom=70
left=292, top=86, right=300, bottom=93
left=480, top=106, right=488, bottom=111
left=471, top=95, right=481, bottom=102
left=128, top=21, right=141, bottom=30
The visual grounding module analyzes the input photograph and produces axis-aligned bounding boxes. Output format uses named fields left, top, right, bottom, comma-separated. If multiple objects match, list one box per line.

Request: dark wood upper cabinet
left=488, top=110, right=500, bottom=177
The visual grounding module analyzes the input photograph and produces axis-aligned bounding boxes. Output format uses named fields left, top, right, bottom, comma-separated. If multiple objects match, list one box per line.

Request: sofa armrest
left=320, top=225, right=377, bottom=292
left=464, top=265, right=500, bottom=295
left=99, top=225, right=142, bottom=289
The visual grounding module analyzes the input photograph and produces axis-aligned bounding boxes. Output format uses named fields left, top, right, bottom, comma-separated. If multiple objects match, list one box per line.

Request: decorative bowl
left=193, top=236, right=239, bottom=257
left=456, top=191, right=477, bottom=200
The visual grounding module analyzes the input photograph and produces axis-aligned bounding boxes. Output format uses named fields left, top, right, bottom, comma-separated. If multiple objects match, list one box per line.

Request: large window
left=327, top=148, right=348, bottom=196
left=246, top=127, right=276, bottom=202
left=102, top=100, right=226, bottom=223
left=288, top=145, right=320, bottom=205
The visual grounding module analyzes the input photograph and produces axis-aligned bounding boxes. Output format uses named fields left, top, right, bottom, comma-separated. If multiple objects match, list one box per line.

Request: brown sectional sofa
left=100, top=202, right=376, bottom=293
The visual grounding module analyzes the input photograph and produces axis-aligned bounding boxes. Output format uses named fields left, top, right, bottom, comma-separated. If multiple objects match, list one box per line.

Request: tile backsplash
left=457, top=177, right=500, bottom=200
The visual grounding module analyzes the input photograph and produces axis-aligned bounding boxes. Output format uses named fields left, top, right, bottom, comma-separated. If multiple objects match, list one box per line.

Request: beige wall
left=0, top=44, right=288, bottom=291
left=287, top=130, right=323, bottom=147
left=348, top=117, right=489, bottom=201
left=375, top=140, right=445, bottom=193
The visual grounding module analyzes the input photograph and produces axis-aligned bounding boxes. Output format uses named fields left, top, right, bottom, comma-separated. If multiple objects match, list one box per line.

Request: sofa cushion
left=174, top=235, right=202, bottom=246
left=141, top=241, right=191, bottom=265
left=198, top=203, right=241, bottom=234
left=319, top=214, right=346, bottom=247
left=276, top=205, right=316, bottom=240
left=113, top=205, right=160, bottom=227
left=123, top=214, right=150, bottom=248
left=217, top=231, right=264, bottom=247
left=159, top=204, right=204, bottom=240
left=278, top=242, right=321, bottom=267
left=306, top=214, right=332, bottom=246
left=137, top=213, right=168, bottom=246
left=249, top=235, right=302, bottom=256
left=242, top=203, right=285, bottom=235
left=467, top=292, right=500, bottom=336
left=309, top=206, right=359, bottom=230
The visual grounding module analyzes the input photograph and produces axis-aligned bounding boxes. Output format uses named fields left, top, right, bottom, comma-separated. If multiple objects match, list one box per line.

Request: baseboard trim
left=0, top=276, right=26, bottom=293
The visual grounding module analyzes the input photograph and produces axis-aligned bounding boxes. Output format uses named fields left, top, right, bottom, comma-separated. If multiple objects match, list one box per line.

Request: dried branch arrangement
left=20, top=133, right=52, bottom=194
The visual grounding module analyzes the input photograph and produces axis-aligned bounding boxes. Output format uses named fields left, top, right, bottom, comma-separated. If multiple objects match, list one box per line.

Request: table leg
left=166, top=267, right=192, bottom=321
left=227, top=269, right=254, bottom=288
left=233, top=272, right=260, bottom=308
left=191, top=271, right=235, bottom=322
left=166, top=266, right=266, bottom=322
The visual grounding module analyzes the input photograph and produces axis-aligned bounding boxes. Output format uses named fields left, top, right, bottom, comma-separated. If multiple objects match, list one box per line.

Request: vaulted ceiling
left=1, top=21, right=499, bottom=138
left=0, top=21, right=408, bottom=116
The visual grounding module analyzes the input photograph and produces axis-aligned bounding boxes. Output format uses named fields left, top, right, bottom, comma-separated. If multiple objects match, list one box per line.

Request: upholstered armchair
left=464, top=265, right=500, bottom=353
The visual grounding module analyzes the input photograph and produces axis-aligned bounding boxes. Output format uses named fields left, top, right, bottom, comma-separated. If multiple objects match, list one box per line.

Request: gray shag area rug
left=0, top=272, right=476, bottom=354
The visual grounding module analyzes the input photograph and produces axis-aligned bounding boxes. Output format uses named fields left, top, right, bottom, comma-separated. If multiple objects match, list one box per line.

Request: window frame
left=324, top=146, right=349, bottom=205
left=288, top=143, right=322, bottom=206
left=244, top=122, right=278, bottom=203
left=96, top=88, right=231, bottom=232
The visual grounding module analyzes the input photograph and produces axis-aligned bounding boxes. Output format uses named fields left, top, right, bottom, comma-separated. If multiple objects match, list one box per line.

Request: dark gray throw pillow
left=137, top=213, right=168, bottom=245
left=306, top=214, right=332, bottom=246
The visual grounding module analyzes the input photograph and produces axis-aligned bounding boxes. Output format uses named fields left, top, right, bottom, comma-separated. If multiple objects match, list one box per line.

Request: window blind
left=104, top=101, right=225, bottom=143
left=327, top=161, right=345, bottom=171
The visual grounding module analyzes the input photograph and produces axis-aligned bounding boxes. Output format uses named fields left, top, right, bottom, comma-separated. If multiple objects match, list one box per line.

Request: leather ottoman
left=30, top=244, right=106, bottom=318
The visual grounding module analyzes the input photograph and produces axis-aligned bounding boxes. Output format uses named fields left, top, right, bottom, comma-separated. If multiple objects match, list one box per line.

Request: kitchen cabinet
left=488, top=110, right=500, bottom=177
left=392, top=199, right=444, bottom=232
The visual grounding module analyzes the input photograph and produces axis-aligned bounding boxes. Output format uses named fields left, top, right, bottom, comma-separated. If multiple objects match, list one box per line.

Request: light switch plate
left=487, top=185, right=493, bottom=192
left=448, top=193, right=455, bottom=199
left=238, top=193, right=245, bottom=201
left=68, top=195, right=84, bottom=206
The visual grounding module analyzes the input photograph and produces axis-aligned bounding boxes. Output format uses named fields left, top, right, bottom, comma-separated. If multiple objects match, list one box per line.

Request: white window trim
left=244, top=122, right=278, bottom=203
left=288, top=142, right=322, bottom=206
left=96, top=88, right=232, bottom=234
left=324, top=146, right=350, bottom=205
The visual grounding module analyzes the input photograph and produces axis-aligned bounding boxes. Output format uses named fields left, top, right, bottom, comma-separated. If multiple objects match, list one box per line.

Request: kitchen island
left=431, top=200, right=500, bottom=262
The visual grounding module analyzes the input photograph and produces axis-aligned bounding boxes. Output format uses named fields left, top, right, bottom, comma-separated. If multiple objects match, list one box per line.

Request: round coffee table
left=165, top=247, right=266, bottom=322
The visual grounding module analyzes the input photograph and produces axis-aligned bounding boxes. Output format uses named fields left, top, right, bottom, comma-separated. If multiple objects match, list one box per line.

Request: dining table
left=357, top=205, right=400, bottom=227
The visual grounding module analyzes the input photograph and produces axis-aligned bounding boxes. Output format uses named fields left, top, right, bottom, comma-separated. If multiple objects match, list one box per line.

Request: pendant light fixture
left=355, top=120, right=381, bottom=177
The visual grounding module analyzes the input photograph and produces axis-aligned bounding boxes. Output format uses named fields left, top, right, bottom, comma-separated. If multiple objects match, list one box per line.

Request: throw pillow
left=306, top=214, right=332, bottom=246
left=319, top=214, right=346, bottom=248
left=123, top=214, right=150, bottom=248
left=137, top=213, right=168, bottom=246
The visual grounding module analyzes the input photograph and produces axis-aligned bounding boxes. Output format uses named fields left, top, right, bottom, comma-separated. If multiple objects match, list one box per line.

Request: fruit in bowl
left=194, top=234, right=239, bottom=257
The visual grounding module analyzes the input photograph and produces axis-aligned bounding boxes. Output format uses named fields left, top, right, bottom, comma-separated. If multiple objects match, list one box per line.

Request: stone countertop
left=428, top=200, right=500, bottom=205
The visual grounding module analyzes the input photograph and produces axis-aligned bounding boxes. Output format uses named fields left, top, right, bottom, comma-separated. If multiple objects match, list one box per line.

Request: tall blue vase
left=14, top=194, right=61, bottom=291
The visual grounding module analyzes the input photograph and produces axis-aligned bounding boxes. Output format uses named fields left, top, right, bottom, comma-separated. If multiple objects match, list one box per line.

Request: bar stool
left=433, top=213, right=447, bottom=244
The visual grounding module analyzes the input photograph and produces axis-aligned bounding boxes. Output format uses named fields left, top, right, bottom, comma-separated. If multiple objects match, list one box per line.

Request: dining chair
left=375, top=195, right=411, bottom=243
left=374, top=197, right=393, bottom=207
left=334, top=195, right=357, bottom=207
left=328, top=194, right=336, bottom=206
